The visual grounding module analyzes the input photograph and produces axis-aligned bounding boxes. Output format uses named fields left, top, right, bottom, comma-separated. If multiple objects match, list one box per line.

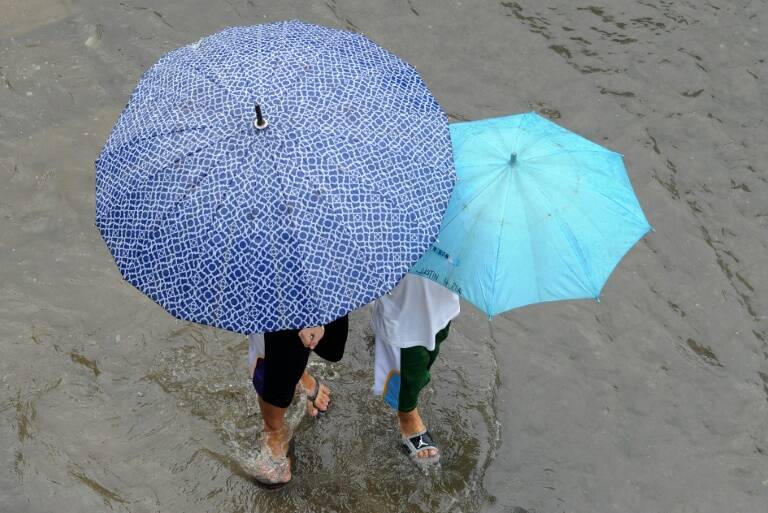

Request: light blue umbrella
left=96, top=20, right=454, bottom=334
left=409, top=112, right=651, bottom=316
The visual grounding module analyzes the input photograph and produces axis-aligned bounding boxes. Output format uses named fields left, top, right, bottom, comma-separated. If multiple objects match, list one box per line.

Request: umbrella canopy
left=96, top=20, right=455, bottom=333
left=409, top=112, right=651, bottom=316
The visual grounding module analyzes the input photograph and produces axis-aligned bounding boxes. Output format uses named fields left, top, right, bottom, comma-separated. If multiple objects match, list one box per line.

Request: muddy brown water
left=1, top=1, right=766, bottom=512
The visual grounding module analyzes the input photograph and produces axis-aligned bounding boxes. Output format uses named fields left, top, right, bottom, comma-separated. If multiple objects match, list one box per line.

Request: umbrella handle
left=254, top=104, right=268, bottom=129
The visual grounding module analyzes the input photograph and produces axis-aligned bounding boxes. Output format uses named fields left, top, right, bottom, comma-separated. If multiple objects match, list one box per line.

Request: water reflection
left=144, top=316, right=498, bottom=512
left=2, top=0, right=767, bottom=512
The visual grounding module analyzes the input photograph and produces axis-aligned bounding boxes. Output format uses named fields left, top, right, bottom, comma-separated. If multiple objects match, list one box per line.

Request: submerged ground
left=1, top=1, right=766, bottom=512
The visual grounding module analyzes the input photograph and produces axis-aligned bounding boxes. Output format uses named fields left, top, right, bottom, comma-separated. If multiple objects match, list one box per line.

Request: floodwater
left=1, top=1, right=766, bottom=512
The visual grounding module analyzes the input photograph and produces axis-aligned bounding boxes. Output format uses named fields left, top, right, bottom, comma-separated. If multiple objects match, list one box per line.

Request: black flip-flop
left=306, top=379, right=329, bottom=417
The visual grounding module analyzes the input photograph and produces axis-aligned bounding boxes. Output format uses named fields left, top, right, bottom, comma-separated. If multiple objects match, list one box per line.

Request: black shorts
left=256, top=314, right=349, bottom=408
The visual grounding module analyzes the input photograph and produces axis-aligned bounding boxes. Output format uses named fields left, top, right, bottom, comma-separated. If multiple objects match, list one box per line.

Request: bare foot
left=243, top=425, right=291, bottom=485
left=398, top=408, right=439, bottom=460
left=299, top=371, right=330, bottom=417
left=247, top=396, right=293, bottom=484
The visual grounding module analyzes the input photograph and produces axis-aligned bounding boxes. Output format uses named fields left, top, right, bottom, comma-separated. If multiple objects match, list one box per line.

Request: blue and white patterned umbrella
left=95, top=20, right=455, bottom=334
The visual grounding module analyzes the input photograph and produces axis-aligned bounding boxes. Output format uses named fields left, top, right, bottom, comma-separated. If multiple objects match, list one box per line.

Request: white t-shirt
left=371, top=273, right=460, bottom=351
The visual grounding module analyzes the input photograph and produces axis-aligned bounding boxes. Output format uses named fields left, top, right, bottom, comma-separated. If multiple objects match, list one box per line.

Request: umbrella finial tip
left=253, top=103, right=268, bottom=129
left=509, top=152, right=517, bottom=165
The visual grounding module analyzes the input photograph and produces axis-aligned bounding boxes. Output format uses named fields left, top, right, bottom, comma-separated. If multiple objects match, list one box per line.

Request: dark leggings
left=257, top=314, right=349, bottom=408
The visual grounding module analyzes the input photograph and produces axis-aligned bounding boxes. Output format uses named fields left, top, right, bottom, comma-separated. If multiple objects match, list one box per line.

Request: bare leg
left=258, top=397, right=291, bottom=458
left=398, top=408, right=438, bottom=459
left=243, top=397, right=291, bottom=484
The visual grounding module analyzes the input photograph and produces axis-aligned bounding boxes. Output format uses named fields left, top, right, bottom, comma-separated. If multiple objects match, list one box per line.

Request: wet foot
left=299, top=371, right=330, bottom=417
left=244, top=426, right=291, bottom=485
left=397, top=408, right=439, bottom=460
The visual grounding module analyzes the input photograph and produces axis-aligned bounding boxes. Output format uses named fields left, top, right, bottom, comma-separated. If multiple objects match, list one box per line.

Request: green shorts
left=396, top=322, right=451, bottom=412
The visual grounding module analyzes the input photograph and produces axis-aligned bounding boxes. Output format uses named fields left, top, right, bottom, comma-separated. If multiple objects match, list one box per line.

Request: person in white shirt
left=372, top=273, right=460, bottom=465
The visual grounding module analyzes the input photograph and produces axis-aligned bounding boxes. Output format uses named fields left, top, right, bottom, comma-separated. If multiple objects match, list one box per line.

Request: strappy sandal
left=305, top=379, right=329, bottom=417
left=401, top=430, right=440, bottom=466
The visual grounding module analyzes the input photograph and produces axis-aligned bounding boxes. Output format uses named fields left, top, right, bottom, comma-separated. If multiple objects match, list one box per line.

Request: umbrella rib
left=211, top=187, right=240, bottom=329
left=271, top=139, right=399, bottom=300
left=582, top=187, right=651, bottom=228
left=532, top=167, right=651, bottom=288
left=520, top=114, right=576, bottom=156
left=487, top=164, right=515, bottom=316
left=282, top=189, right=341, bottom=326
left=270, top=24, right=346, bottom=110
left=99, top=125, right=220, bottom=171
left=275, top=95, right=424, bottom=226
left=275, top=32, right=449, bottom=178
left=448, top=169, right=508, bottom=314
left=286, top=221, right=329, bottom=326
left=454, top=161, right=505, bottom=170
left=260, top=22, right=331, bottom=324
left=100, top=127, right=250, bottom=228
left=458, top=120, right=511, bottom=159
left=524, top=159, right=649, bottom=226
left=471, top=124, right=508, bottom=159
left=264, top=141, right=327, bottom=325
left=511, top=113, right=530, bottom=156
left=317, top=145, right=405, bottom=299
left=123, top=131, right=251, bottom=270
left=440, top=163, right=508, bottom=230
left=100, top=41, right=243, bottom=163
left=189, top=35, right=242, bottom=105
left=320, top=192, right=382, bottom=305
left=370, top=76, right=453, bottom=142
left=524, top=173, right=598, bottom=295
left=279, top=63, right=444, bottom=167
left=263, top=27, right=452, bottom=259
left=521, top=148, right=620, bottom=163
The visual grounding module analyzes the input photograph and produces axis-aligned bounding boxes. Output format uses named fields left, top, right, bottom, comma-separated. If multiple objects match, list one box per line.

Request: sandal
left=401, top=430, right=440, bottom=466
left=305, top=378, right=329, bottom=417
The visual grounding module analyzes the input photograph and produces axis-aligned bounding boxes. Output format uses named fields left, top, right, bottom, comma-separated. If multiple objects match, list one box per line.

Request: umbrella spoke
left=440, top=163, right=508, bottom=229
